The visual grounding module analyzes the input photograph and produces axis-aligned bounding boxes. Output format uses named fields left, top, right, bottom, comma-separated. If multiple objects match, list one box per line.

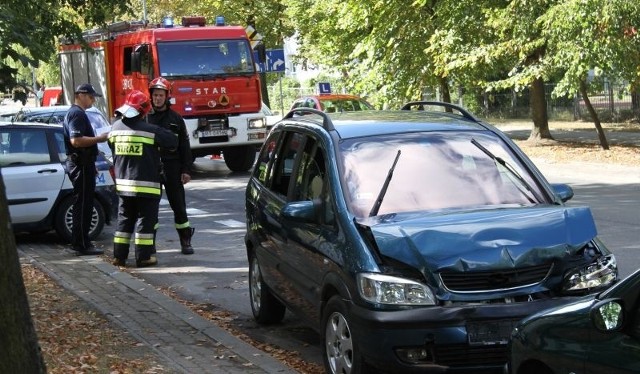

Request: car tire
left=54, top=196, right=106, bottom=242
left=223, top=145, right=256, bottom=172
left=322, top=295, right=364, bottom=374
left=248, top=254, right=286, bottom=324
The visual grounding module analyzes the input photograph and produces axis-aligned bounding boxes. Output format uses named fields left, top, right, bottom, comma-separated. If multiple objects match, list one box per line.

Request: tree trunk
left=0, top=176, right=47, bottom=373
left=528, top=77, right=553, bottom=141
left=439, top=77, right=451, bottom=107
left=579, top=79, right=610, bottom=150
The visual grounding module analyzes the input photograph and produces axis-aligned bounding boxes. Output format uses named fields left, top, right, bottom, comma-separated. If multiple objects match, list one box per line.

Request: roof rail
left=284, top=108, right=335, bottom=131
left=401, top=101, right=478, bottom=122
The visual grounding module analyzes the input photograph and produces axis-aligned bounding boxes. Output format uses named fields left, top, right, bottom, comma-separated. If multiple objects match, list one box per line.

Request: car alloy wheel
left=323, top=295, right=362, bottom=374
left=55, top=197, right=105, bottom=241
left=249, top=254, right=285, bottom=324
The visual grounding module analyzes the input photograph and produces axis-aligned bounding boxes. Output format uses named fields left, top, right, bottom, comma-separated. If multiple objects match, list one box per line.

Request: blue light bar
left=215, top=16, right=225, bottom=26
left=162, top=16, right=174, bottom=28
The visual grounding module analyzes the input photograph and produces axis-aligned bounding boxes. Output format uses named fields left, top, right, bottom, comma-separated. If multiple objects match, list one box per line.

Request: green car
left=508, top=268, right=640, bottom=374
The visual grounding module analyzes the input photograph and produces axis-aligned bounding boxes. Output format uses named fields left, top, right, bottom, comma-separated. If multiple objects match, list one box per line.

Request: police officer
left=63, top=83, right=109, bottom=255
left=147, top=77, right=195, bottom=255
left=108, top=90, right=177, bottom=267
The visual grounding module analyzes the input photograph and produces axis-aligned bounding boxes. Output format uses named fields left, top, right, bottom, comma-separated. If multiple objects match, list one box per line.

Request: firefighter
left=147, top=77, right=195, bottom=255
left=109, top=90, right=178, bottom=267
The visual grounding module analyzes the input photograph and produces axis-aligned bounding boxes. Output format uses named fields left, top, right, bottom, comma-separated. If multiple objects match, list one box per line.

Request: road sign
left=245, top=25, right=263, bottom=49
left=265, top=49, right=285, bottom=72
left=254, top=49, right=285, bottom=73
left=253, top=51, right=264, bottom=72
left=318, top=82, right=332, bottom=94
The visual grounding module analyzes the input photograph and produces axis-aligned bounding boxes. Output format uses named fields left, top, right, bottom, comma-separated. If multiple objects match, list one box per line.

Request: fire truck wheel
left=223, top=145, right=256, bottom=172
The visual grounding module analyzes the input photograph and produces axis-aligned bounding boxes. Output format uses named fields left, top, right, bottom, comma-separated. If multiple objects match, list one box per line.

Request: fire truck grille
left=201, top=117, right=227, bottom=130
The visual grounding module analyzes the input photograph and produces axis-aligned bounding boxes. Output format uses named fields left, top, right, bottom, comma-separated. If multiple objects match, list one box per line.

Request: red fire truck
left=59, top=16, right=266, bottom=171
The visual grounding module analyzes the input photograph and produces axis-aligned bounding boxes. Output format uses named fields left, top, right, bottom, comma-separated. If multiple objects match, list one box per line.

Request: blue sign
left=318, top=82, right=332, bottom=94
left=265, top=49, right=285, bottom=72
left=254, top=48, right=285, bottom=73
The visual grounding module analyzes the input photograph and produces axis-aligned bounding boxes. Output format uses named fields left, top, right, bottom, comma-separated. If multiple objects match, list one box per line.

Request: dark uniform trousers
left=113, top=196, right=160, bottom=261
left=162, top=159, right=189, bottom=228
left=66, top=158, right=96, bottom=249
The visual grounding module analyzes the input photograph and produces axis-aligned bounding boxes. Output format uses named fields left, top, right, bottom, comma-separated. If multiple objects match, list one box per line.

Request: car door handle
left=37, top=168, right=58, bottom=174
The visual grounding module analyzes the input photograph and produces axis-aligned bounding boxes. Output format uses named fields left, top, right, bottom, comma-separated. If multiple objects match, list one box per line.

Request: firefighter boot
left=178, top=227, right=195, bottom=255
left=151, top=230, right=157, bottom=254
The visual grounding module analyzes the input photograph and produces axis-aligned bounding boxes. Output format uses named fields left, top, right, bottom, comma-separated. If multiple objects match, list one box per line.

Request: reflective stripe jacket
left=147, top=107, right=192, bottom=174
left=108, top=117, right=178, bottom=198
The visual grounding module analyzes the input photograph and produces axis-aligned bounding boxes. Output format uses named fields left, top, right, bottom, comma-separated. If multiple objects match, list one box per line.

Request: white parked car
left=0, top=122, right=117, bottom=240
left=13, top=105, right=112, bottom=159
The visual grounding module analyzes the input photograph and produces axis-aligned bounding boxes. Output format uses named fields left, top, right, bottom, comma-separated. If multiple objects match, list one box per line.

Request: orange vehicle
left=58, top=16, right=267, bottom=171
left=289, top=94, right=374, bottom=113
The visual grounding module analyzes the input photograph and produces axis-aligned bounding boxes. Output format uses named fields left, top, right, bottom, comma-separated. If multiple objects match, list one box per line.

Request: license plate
left=248, top=132, right=266, bottom=140
left=198, top=129, right=231, bottom=137
left=467, top=320, right=517, bottom=346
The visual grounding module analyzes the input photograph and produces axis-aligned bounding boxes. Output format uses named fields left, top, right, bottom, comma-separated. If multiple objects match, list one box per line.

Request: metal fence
left=427, top=83, right=640, bottom=121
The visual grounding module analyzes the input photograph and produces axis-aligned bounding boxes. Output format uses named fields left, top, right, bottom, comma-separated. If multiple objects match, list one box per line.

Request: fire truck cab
left=59, top=16, right=266, bottom=171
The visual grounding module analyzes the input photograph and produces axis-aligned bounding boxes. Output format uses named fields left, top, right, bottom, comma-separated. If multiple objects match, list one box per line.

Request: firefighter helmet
left=149, top=77, right=171, bottom=94
left=115, top=90, right=151, bottom=118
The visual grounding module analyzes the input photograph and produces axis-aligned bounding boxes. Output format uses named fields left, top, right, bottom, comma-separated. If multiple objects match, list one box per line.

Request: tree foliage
left=143, top=0, right=294, bottom=48
left=0, top=0, right=131, bottom=91
left=3, top=0, right=639, bottom=134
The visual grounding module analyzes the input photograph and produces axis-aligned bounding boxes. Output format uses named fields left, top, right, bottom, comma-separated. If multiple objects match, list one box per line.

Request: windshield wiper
left=369, top=150, right=401, bottom=217
left=470, top=139, right=537, bottom=203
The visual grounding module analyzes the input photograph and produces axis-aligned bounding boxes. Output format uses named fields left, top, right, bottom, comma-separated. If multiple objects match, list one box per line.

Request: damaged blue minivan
left=244, top=102, right=618, bottom=374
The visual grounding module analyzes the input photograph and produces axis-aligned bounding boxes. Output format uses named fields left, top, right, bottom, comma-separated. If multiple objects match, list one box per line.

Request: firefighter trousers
left=113, top=196, right=159, bottom=261
left=162, top=160, right=190, bottom=228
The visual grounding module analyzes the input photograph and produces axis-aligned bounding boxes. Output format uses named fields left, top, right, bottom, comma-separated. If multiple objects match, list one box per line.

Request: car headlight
left=247, top=117, right=266, bottom=129
left=563, top=254, right=617, bottom=292
left=357, top=273, right=436, bottom=305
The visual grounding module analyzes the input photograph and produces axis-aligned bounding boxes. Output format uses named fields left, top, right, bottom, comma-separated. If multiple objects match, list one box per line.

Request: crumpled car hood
left=360, top=206, right=597, bottom=273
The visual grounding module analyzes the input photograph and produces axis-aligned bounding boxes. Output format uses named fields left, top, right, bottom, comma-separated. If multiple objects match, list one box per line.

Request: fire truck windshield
left=157, top=40, right=255, bottom=77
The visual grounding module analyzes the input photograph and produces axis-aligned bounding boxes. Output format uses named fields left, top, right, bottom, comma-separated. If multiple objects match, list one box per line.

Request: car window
left=268, top=132, right=306, bottom=197
left=17, top=110, right=65, bottom=124
left=0, top=129, right=51, bottom=167
left=291, top=138, right=336, bottom=226
left=54, top=131, right=68, bottom=161
left=255, top=137, right=279, bottom=184
left=340, top=131, right=542, bottom=217
left=261, top=103, right=274, bottom=116
left=292, top=139, right=325, bottom=202
left=87, top=110, right=110, bottom=129
left=290, top=100, right=304, bottom=110
left=306, top=99, right=317, bottom=109
left=320, top=98, right=373, bottom=112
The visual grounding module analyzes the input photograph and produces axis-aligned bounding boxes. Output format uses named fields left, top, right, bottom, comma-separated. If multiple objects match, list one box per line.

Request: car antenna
left=369, top=150, right=401, bottom=217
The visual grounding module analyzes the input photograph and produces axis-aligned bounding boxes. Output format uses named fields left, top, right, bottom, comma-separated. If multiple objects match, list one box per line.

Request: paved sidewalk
left=18, top=242, right=296, bottom=374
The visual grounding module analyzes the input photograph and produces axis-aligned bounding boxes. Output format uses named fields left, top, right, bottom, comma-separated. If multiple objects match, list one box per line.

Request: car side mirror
left=281, top=200, right=317, bottom=223
left=591, top=299, right=623, bottom=332
left=551, top=183, right=574, bottom=202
